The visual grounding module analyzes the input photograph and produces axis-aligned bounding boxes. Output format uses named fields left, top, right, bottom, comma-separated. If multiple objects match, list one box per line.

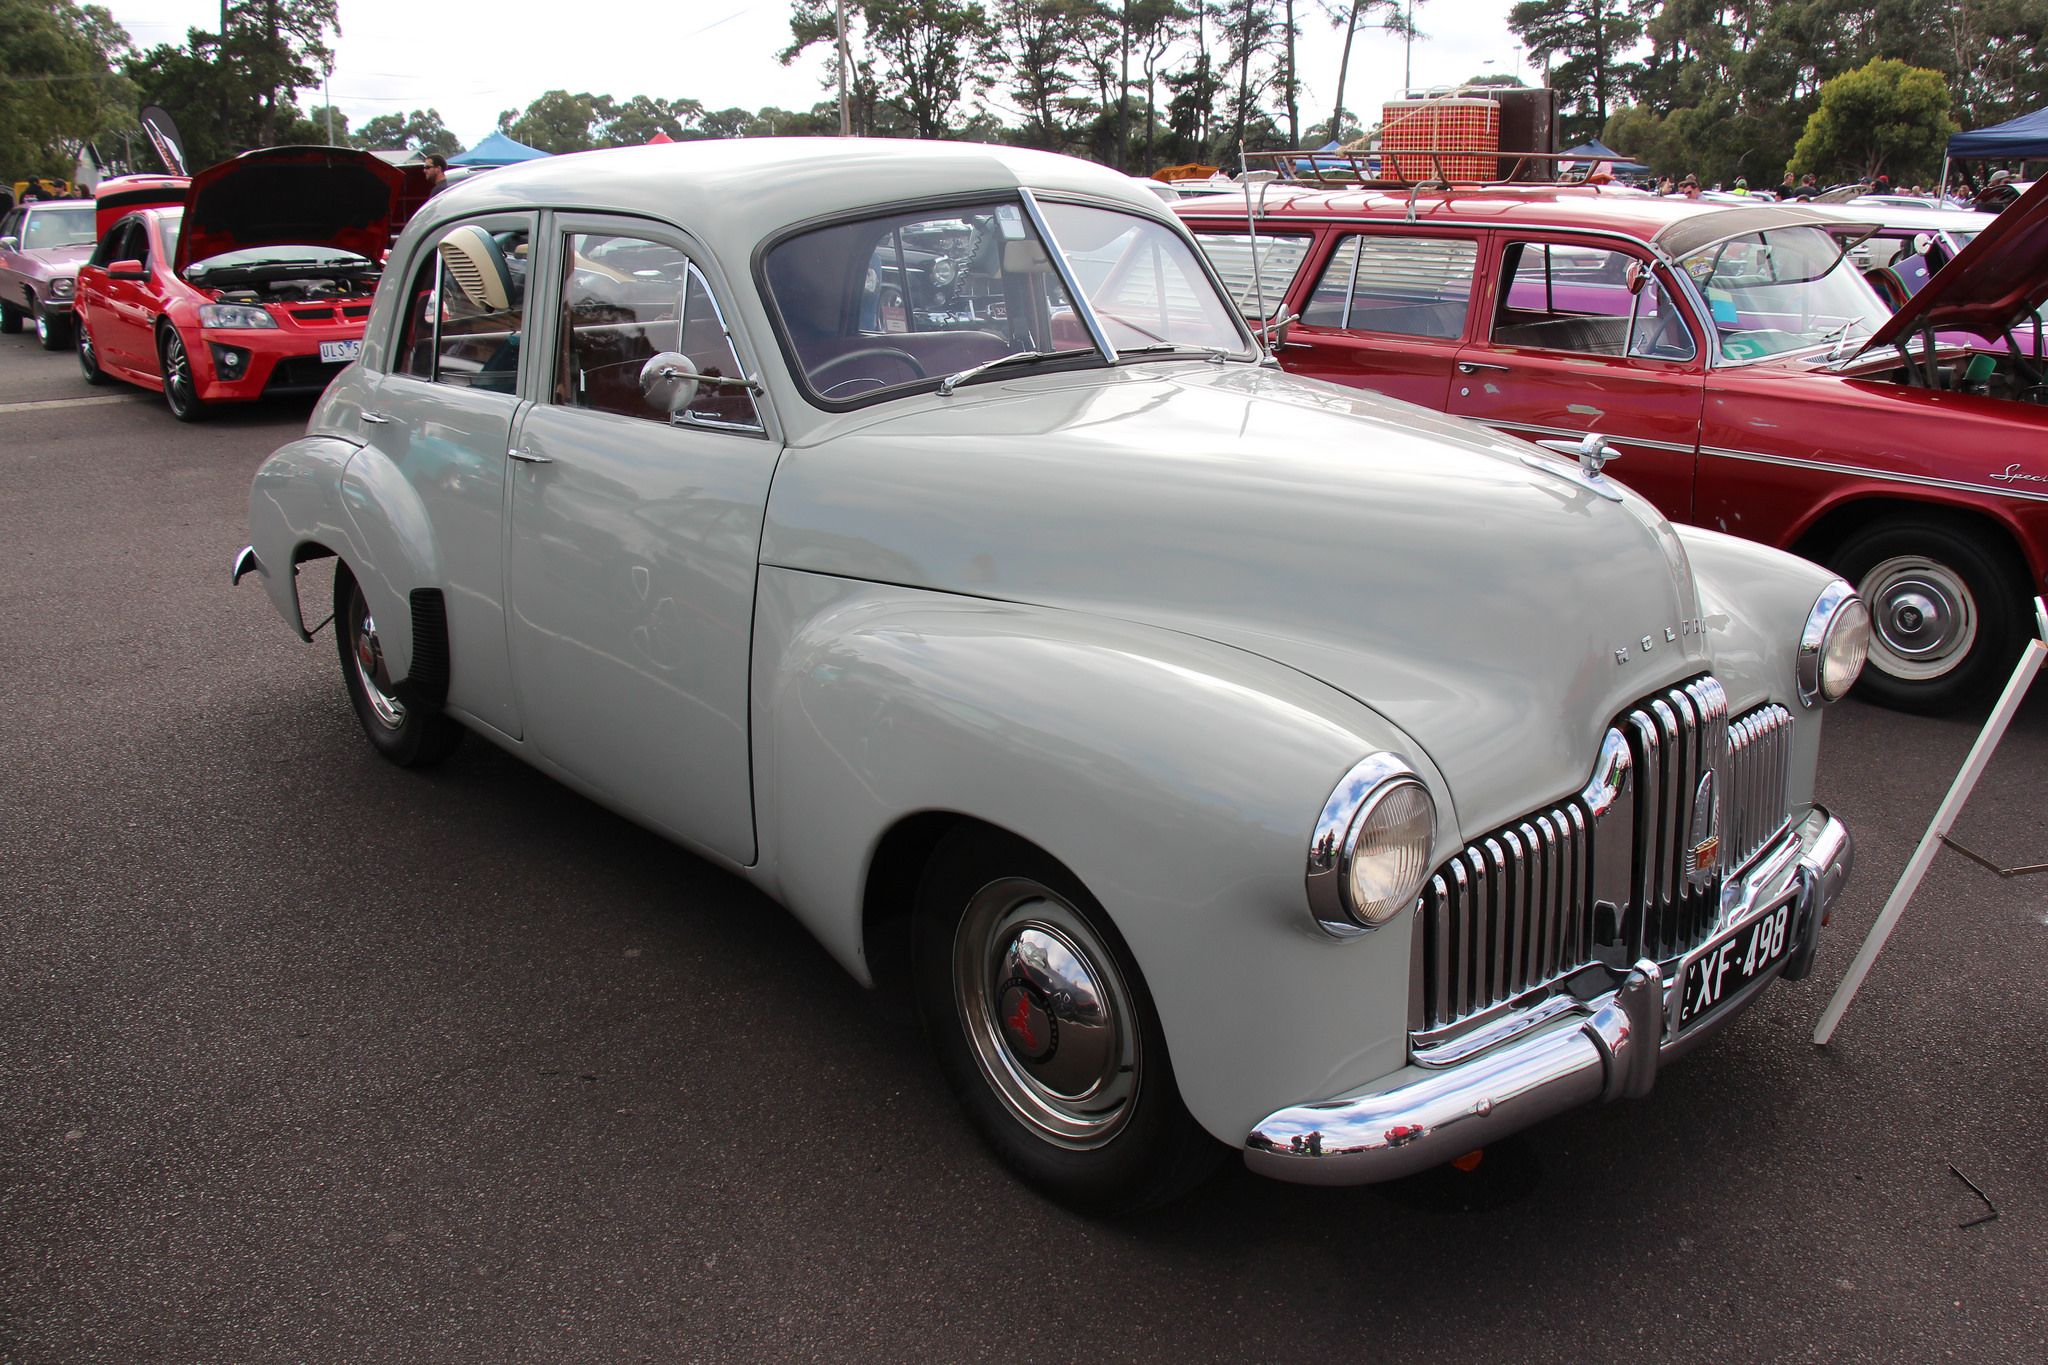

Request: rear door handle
left=508, top=447, right=553, bottom=464
left=1458, top=361, right=1510, bottom=374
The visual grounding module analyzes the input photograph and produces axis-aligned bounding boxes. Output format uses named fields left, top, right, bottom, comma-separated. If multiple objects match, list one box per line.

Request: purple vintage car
left=0, top=198, right=97, bottom=350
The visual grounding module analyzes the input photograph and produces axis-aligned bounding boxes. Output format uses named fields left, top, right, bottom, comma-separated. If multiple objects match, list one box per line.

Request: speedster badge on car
left=236, top=140, right=1861, bottom=1212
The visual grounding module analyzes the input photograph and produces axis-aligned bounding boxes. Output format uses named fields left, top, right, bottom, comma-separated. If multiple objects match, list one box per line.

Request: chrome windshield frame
left=1017, top=187, right=1119, bottom=364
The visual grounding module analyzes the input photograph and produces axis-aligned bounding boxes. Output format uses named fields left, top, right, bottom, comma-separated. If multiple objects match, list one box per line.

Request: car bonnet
left=1863, top=176, right=2048, bottom=350
left=173, top=146, right=402, bottom=275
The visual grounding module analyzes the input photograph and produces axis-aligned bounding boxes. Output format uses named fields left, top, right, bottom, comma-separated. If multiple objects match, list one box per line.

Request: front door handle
left=361, top=411, right=393, bottom=424
left=507, top=447, right=553, bottom=464
left=1457, top=361, right=1510, bottom=374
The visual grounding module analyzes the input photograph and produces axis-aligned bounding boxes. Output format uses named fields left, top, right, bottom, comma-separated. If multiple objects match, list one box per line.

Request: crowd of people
left=1638, top=166, right=2024, bottom=212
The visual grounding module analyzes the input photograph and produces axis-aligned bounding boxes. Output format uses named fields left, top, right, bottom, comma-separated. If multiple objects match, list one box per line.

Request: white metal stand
left=1814, top=597, right=2048, bottom=1044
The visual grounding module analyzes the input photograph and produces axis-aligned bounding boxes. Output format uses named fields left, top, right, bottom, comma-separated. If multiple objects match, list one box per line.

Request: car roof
left=1172, top=183, right=1737, bottom=245
left=413, top=137, right=1170, bottom=260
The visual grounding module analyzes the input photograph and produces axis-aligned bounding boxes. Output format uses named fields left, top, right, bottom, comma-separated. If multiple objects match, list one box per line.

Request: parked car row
left=230, top=139, right=1864, bottom=1212
left=1177, top=178, right=2048, bottom=714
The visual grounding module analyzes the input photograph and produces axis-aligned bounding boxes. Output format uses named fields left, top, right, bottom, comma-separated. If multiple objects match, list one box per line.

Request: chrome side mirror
left=0, top=236, right=17, bottom=252
left=639, top=351, right=700, bottom=414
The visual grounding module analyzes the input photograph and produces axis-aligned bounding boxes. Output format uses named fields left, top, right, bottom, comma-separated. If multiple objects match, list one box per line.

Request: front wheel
left=1833, top=517, right=2029, bottom=714
left=334, top=564, right=465, bottom=767
left=34, top=303, right=71, bottom=351
left=158, top=326, right=208, bottom=422
left=914, top=825, right=1222, bottom=1214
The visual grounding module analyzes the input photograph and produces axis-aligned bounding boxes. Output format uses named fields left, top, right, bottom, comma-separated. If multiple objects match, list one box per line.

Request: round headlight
left=1799, top=580, right=1871, bottom=706
left=1306, top=754, right=1439, bottom=937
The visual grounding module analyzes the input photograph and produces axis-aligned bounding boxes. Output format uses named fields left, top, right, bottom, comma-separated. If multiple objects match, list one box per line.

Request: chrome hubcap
left=35, top=311, right=48, bottom=339
left=954, top=878, right=1138, bottom=1148
left=1859, top=555, right=1976, bottom=681
left=347, top=588, right=406, bottom=729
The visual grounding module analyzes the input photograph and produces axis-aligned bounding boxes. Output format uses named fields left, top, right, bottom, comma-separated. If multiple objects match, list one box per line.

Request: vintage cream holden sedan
left=236, top=140, right=1864, bottom=1213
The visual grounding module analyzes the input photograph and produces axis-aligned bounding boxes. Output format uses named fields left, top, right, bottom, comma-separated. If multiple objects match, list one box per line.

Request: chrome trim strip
left=1248, top=809, right=1851, bottom=1185
left=1016, top=187, right=1119, bottom=364
left=1492, top=418, right=1697, bottom=457
left=1702, top=444, right=2048, bottom=506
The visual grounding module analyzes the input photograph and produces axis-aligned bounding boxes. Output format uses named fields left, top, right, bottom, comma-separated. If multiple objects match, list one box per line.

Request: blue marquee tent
left=448, top=130, right=551, bottom=167
left=1948, top=107, right=2048, bottom=158
left=1560, top=139, right=1653, bottom=175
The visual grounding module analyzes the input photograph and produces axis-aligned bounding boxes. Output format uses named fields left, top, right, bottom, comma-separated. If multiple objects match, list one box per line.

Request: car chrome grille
left=1723, top=704, right=1793, bottom=874
left=1416, top=676, right=1796, bottom=1039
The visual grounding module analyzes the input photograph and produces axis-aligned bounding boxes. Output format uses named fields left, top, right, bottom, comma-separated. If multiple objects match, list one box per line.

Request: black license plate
left=1680, top=903, right=1793, bottom=1028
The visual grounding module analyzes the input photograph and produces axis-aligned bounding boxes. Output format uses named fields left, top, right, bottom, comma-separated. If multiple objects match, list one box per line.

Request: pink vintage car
left=0, top=197, right=97, bottom=349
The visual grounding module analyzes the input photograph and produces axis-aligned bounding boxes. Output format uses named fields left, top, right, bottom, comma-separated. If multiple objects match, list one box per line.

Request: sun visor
left=174, top=147, right=403, bottom=274
left=1865, top=177, right=2048, bottom=350
left=94, top=174, right=190, bottom=240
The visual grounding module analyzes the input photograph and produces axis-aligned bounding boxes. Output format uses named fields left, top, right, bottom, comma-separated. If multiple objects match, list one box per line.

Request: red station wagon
left=1180, top=180, right=2048, bottom=713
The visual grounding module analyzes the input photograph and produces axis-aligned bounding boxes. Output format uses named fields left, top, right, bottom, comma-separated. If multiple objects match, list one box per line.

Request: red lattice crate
left=1379, top=98, right=1500, bottom=181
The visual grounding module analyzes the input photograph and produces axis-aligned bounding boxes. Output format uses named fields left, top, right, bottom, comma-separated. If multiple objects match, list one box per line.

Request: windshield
left=1680, top=225, right=1892, bottom=361
left=761, top=198, right=1250, bottom=406
left=22, top=206, right=95, bottom=249
left=186, top=243, right=372, bottom=281
left=158, top=208, right=184, bottom=264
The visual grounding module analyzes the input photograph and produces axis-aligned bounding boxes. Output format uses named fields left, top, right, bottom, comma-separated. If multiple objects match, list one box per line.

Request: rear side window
left=394, top=220, right=531, bottom=392
left=1300, top=234, right=1477, bottom=339
left=1190, top=231, right=1313, bottom=314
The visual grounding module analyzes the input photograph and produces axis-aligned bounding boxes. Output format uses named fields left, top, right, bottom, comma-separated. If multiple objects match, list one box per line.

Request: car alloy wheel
left=1857, top=554, right=1977, bottom=682
left=344, top=579, right=407, bottom=730
left=76, top=320, right=108, bottom=384
left=158, top=328, right=206, bottom=421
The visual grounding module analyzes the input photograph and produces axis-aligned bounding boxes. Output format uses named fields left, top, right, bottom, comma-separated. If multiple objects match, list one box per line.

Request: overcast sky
left=108, top=0, right=1528, bottom=152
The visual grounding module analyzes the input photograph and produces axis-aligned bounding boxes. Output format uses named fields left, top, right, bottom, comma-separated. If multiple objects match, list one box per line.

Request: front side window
left=1301, top=233, right=1477, bottom=339
left=554, top=231, right=761, bottom=432
left=1492, top=241, right=1695, bottom=361
left=395, top=220, right=531, bottom=391
left=23, top=206, right=96, bottom=250
left=763, top=198, right=1251, bottom=407
left=1679, top=226, right=1891, bottom=362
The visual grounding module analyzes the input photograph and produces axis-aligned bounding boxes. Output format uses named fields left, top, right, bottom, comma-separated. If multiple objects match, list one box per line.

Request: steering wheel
left=810, top=346, right=927, bottom=398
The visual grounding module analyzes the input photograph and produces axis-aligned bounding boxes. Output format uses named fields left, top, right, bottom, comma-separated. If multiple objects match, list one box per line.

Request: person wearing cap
left=1975, top=168, right=2021, bottom=213
left=1733, top=177, right=1750, bottom=196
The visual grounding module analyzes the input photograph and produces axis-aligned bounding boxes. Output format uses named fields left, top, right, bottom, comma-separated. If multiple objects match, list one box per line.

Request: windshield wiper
left=936, top=347, right=1096, bottom=396
left=1117, top=342, right=1242, bottom=363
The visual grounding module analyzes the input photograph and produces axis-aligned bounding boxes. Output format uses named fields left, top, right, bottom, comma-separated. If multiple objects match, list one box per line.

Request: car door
left=96, top=219, right=155, bottom=368
left=358, top=212, right=535, bottom=740
left=0, top=208, right=24, bottom=300
left=1279, top=228, right=1484, bottom=409
left=505, top=215, right=781, bottom=866
left=1447, top=235, right=1706, bottom=523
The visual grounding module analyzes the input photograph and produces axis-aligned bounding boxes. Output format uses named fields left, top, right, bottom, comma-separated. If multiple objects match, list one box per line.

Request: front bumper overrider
left=1244, top=806, right=1851, bottom=1186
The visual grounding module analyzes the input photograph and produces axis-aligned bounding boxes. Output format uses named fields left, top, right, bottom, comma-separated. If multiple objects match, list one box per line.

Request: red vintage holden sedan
left=74, top=147, right=402, bottom=422
left=1180, top=180, right=2048, bottom=712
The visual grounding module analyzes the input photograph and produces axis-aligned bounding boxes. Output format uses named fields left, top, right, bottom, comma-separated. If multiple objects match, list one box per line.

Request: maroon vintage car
left=0, top=198, right=98, bottom=349
left=1178, top=180, right=2048, bottom=712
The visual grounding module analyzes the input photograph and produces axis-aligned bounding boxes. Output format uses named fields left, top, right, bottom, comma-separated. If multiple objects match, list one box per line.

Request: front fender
left=331, top=441, right=446, bottom=680
left=751, top=566, right=1460, bottom=1148
left=1680, top=525, right=1840, bottom=810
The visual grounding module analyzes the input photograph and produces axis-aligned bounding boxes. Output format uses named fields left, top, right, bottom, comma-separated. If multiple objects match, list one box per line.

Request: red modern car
left=1179, top=180, right=2048, bottom=712
left=74, top=147, right=402, bottom=422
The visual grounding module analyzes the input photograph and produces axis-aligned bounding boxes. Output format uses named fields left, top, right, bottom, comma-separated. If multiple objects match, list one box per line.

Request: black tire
left=333, top=564, right=466, bottom=767
left=157, top=326, right=208, bottom=422
left=1832, top=516, right=2029, bottom=714
left=913, top=824, right=1223, bottom=1215
left=34, top=302, right=71, bottom=351
left=0, top=298, right=21, bottom=334
left=76, top=317, right=110, bottom=384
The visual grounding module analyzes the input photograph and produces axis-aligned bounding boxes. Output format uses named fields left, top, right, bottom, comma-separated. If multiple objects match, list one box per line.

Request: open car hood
left=172, top=146, right=402, bottom=275
left=1864, top=177, right=2048, bottom=350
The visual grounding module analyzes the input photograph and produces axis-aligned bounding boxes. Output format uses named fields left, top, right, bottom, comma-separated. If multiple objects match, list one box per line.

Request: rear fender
left=751, top=566, right=1458, bottom=1147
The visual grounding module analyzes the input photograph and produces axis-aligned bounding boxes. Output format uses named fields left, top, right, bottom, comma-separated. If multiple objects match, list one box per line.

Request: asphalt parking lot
left=3, top=327, right=2045, bottom=1364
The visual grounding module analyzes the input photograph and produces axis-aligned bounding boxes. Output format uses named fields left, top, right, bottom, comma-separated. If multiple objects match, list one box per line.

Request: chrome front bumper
left=1244, top=806, right=1851, bottom=1186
